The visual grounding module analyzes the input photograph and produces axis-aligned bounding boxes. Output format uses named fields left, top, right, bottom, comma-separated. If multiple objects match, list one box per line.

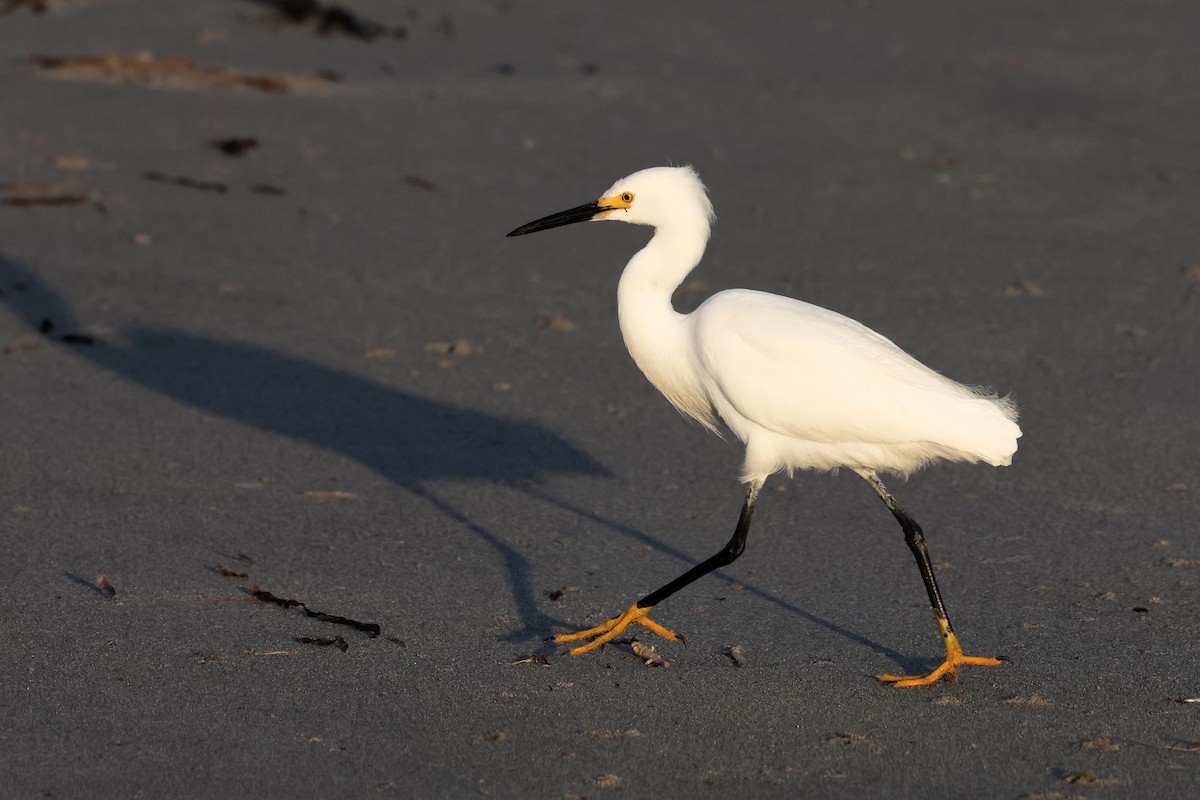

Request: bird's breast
left=623, top=331, right=719, bottom=432
left=617, top=296, right=719, bottom=432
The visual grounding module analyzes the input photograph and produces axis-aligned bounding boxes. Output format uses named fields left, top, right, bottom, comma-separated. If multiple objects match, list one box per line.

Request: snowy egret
left=507, top=166, right=1020, bottom=686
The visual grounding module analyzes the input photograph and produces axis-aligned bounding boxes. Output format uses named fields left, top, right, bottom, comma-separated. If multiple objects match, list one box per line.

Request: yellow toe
left=878, top=626, right=1002, bottom=687
left=553, top=603, right=681, bottom=656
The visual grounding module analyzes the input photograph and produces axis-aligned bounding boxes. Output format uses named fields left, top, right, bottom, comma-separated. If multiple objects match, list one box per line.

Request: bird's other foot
left=877, top=630, right=1002, bottom=688
left=552, top=602, right=681, bottom=656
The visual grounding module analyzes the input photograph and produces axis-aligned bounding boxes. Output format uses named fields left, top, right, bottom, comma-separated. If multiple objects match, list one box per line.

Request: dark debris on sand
left=246, top=0, right=407, bottom=41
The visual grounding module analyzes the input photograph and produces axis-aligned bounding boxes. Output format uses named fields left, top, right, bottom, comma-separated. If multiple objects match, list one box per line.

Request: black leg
left=554, top=481, right=764, bottom=653
left=857, top=468, right=1002, bottom=686
left=637, top=481, right=761, bottom=609
left=859, top=469, right=952, bottom=629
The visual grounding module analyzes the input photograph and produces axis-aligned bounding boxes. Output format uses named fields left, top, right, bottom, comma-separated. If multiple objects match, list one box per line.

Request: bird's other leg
left=857, top=469, right=1002, bottom=687
left=554, top=481, right=762, bottom=656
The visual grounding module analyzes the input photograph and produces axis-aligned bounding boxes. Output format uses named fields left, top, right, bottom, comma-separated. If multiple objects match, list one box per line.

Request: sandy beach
left=1, top=1, right=1198, bottom=796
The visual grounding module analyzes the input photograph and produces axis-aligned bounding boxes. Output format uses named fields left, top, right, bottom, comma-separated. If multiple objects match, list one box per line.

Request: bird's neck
left=617, top=222, right=707, bottom=335
left=616, top=222, right=715, bottom=426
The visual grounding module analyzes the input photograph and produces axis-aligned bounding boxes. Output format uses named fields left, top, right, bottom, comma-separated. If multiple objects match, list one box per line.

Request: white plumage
left=508, top=165, right=1019, bottom=686
left=604, top=166, right=1020, bottom=483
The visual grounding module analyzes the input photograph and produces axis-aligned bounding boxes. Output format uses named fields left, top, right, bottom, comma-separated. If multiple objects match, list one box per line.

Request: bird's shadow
left=2, top=254, right=603, bottom=641
left=2, top=254, right=916, bottom=668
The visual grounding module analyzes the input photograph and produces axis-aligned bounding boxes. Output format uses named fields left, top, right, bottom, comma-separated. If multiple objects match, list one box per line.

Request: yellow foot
left=878, top=628, right=1002, bottom=688
left=553, top=603, right=681, bottom=656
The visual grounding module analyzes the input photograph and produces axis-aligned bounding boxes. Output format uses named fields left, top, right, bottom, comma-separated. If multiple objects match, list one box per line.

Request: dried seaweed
left=295, top=635, right=349, bottom=652
left=31, top=52, right=336, bottom=94
left=2, top=194, right=92, bottom=207
left=212, top=137, right=259, bottom=156
left=143, top=172, right=228, bottom=193
left=250, top=586, right=380, bottom=637
left=511, top=653, right=550, bottom=667
left=246, top=0, right=406, bottom=41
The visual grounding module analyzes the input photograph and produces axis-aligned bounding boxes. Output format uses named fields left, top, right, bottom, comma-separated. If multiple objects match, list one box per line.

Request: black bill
left=506, top=201, right=605, bottom=237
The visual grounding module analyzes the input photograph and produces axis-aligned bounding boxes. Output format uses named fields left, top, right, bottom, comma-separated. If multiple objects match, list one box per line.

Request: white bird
left=507, top=166, right=1020, bottom=686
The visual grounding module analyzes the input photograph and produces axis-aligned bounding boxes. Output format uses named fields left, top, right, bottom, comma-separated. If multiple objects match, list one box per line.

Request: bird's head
left=507, top=165, right=715, bottom=237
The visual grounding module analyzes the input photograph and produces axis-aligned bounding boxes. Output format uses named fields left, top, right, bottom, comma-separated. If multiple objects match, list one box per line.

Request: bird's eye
left=620, top=192, right=634, bottom=204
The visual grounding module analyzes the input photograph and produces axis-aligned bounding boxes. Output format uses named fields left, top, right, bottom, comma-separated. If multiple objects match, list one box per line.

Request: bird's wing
left=690, top=290, right=990, bottom=446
